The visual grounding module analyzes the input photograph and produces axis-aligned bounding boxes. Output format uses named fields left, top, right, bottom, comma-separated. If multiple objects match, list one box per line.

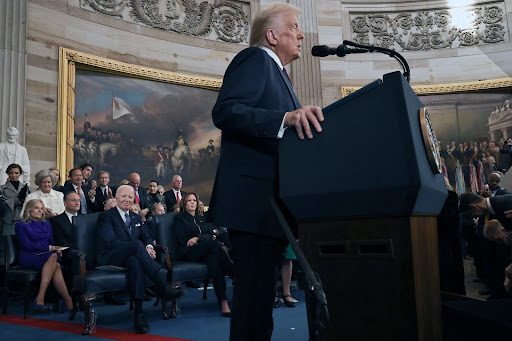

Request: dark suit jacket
left=209, top=47, right=300, bottom=239
left=50, top=212, right=75, bottom=250
left=174, top=212, right=216, bottom=259
left=490, top=194, right=512, bottom=231
left=96, top=207, right=153, bottom=266
left=134, top=186, right=150, bottom=211
left=164, top=190, right=186, bottom=212
left=61, top=182, right=97, bottom=213
left=95, top=186, right=117, bottom=212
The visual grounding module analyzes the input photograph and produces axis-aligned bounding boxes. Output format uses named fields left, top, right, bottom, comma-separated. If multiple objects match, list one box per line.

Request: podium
left=279, top=72, right=448, bottom=340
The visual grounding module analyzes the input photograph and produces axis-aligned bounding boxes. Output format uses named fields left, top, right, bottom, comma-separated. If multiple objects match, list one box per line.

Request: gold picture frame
left=341, top=78, right=512, bottom=98
left=57, top=47, right=223, bottom=181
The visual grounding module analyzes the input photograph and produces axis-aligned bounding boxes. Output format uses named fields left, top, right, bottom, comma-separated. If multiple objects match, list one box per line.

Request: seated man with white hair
left=22, top=169, right=65, bottom=219
left=96, top=185, right=185, bottom=334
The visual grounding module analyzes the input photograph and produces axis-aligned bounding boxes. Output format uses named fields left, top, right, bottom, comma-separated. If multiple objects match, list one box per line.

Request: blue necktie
left=125, top=213, right=131, bottom=235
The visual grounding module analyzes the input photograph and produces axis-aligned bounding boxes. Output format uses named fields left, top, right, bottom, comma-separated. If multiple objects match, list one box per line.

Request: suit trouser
left=106, top=240, right=163, bottom=300
left=181, top=238, right=234, bottom=304
left=228, top=230, right=287, bottom=341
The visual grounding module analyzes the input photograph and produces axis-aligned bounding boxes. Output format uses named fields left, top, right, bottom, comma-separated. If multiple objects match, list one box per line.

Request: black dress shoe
left=104, top=293, right=127, bottom=305
left=273, top=297, right=279, bottom=309
left=164, top=285, right=186, bottom=300
left=134, top=313, right=150, bottom=334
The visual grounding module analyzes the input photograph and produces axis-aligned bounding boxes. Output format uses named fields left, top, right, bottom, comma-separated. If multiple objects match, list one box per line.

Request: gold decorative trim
left=57, top=47, right=222, bottom=177
left=341, top=77, right=512, bottom=97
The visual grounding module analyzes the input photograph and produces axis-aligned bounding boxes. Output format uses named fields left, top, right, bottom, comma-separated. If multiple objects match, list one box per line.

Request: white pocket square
left=135, top=223, right=141, bottom=227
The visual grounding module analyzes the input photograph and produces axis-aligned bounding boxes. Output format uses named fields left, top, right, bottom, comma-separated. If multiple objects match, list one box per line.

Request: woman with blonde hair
left=15, top=199, right=73, bottom=312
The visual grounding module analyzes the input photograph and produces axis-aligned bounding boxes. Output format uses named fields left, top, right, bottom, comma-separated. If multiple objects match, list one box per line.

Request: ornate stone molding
left=81, top=0, right=250, bottom=44
left=350, top=2, right=507, bottom=51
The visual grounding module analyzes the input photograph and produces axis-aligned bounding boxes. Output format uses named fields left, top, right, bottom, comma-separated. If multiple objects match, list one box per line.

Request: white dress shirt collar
left=259, top=46, right=283, bottom=70
left=116, top=206, right=129, bottom=223
left=65, top=210, right=77, bottom=224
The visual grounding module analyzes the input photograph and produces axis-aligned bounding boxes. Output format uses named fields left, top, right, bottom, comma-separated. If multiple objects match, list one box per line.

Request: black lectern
left=279, top=72, right=448, bottom=340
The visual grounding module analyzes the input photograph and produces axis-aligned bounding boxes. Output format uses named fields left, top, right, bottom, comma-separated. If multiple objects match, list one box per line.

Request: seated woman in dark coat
left=174, top=192, right=234, bottom=316
left=15, top=199, right=73, bottom=312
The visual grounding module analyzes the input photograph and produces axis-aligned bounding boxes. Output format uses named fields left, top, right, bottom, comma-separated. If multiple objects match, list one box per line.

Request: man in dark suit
left=96, top=185, right=184, bottom=334
left=164, top=175, right=186, bottom=212
left=50, top=191, right=81, bottom=290
left=460, top=192, right=512, bottom=231
left=95, top=170, right=116, bottom=212
left=62, top=168, right=97, bottom=214
left=128, top=172, right=149, bottom=220
left=208, top=3, right=323, bottom=340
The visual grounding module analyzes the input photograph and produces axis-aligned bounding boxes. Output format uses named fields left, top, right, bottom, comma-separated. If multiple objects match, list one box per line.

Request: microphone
left=311, top=44, right=368, bottom=57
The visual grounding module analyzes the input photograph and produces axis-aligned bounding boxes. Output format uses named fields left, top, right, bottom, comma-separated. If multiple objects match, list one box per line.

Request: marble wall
left=20, top=0, right=512, bottom=178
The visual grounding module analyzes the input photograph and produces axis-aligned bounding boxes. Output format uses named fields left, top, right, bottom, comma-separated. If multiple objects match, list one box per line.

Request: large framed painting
left=57, top=48, right=222, bottom=204
left=342, top=78, right=512, bottom=191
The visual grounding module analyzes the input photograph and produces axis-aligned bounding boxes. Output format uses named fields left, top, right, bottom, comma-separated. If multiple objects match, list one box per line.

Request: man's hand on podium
left=284, top=106, right=324, bottom=140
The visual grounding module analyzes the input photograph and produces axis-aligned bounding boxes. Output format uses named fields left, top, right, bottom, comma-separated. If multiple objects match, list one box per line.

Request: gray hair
left=151, top=203, right=164, bottom=213
left=35, top=169, right=56, bottom=186
left=116, top=184, right=134, bottom=197
left=249, top=2, right=301, bottom=47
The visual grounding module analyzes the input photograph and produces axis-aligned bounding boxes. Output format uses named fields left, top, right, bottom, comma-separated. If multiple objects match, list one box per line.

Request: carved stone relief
left=81, top=0, right=250, bottom=44
left=350, top=2, right=507, bottom=51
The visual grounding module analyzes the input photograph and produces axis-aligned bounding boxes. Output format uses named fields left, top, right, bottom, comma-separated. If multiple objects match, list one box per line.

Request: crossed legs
left=36, top=253, right=73, bottom=309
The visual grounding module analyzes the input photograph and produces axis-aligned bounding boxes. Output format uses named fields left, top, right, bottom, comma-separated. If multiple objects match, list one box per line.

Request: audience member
left=174, top=192, right=233, bottom=317
left=95, top=185, right=185, bottom=334
left=95, top=171, right=116, bottom=212
left=22, top=169, right=65, bottom=219
left=275, top=244, right=297, bottom=308
left=164, top=175, right=186, bottom=212
left=481, top=172, right=509, bottom=198
left=50, top=191, right=80, bottom=290
left=146, top=180, right=166, bottom=220
left=459, top=192, right=512, bottom=231
left=157, top=185, right=165, bottom=197
left=128, top=173, right=150, bottom=220
left=0, top=164, right=30, bottom=235
left=483, top=220, right=512, bottom=294
left=62, top=168, right=96, bottom=214
left=16, top=199, right=73, bottom=312
left=170, top=203, right=180, bottom=212
left=146, top=203, right=165, bottom=244
left=49, top=167, right=64, bottom=192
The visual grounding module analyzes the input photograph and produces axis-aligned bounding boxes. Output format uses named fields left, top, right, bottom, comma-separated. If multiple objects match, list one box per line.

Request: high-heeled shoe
left=33, top=298, right=46, bottom=312
left=282, top=295, right=296, bottom=308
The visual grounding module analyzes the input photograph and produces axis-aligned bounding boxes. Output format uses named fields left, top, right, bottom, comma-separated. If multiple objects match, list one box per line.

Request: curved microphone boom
left=311, top=41, right=411, bottom=82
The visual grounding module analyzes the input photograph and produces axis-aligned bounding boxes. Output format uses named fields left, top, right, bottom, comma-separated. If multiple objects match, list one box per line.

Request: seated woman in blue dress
left=174, top=192, right=234, bottom=316
left=15, top=198, right=73, bottom=312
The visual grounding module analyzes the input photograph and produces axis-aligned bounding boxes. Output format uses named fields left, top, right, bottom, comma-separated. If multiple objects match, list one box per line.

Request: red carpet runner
left=0, top=314, right=192, bottom=341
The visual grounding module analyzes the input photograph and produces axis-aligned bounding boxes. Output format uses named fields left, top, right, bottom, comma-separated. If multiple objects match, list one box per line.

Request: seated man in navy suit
left=96, top=185, right=185, bottom=334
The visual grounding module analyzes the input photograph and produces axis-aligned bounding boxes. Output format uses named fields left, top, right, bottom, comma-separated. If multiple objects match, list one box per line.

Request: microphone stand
left=269, top=198, right=329, bottom=341
left=342, top=40, right=411, bottom=82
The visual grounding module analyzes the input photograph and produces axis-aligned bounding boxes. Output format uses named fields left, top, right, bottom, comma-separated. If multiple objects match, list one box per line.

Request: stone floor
left=463, top=257, right=489, bottom=299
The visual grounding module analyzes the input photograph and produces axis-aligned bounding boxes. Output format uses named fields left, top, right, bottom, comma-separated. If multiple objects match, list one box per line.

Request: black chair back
left=73, top=213, right=101, bottom=269
left=3, top=235, right=18, bottom=267
left=154, top=212, right=179, bottom=260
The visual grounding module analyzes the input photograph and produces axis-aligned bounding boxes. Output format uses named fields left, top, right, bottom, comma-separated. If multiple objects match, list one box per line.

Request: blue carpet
left=0, top=280, right=309, bottom=340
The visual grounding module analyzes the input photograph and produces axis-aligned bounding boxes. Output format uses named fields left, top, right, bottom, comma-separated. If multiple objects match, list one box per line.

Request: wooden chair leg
left=161, top=297, right=171, bottom=319
left=82, top=294, right=96, bottom=335
left=170, top=299, right=177, bottom=318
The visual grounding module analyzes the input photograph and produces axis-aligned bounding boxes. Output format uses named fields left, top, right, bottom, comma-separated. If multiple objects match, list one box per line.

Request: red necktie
left=135, top=191, right=140, bottom=206
left=176, top=192, right=180, bottom=204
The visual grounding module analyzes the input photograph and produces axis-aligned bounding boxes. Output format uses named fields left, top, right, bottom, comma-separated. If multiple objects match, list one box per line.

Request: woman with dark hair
left=16, top=199, right=73, bottom=312
left=146, top=180, right=166, bottom=220
left=0, top=163, right=30, bottom=235
left=174, top=192, right=234, bottom=316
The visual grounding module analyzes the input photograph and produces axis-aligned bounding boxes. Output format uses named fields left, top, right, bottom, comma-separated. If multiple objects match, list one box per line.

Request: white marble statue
left=0, top=127, right=30, bottom=185
left=506, top=100, right=510, bottom=110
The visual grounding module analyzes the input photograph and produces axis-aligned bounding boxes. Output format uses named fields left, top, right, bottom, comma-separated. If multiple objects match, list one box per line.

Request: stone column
left=490, top=130, right=496, bottom=142
left=0, top=0, right=27, bottom=143
left=289, top=0, right=323, bottom=108
left=502, top=128, right=508, bottom=139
